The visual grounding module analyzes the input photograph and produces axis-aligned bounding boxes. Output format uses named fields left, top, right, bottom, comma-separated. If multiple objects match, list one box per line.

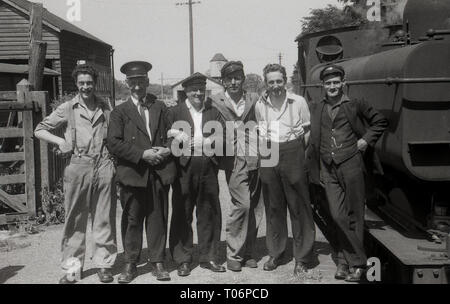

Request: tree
left=243, top=73, right=265, bottom=94
left=300, top=4, right=367, bottom=34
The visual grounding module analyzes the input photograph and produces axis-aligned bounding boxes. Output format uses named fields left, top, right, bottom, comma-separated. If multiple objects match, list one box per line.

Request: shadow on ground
left=0, top=265, right=25, bottom=284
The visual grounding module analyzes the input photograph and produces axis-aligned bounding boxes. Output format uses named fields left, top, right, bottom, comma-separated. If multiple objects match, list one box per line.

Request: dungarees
left=61, top=104, right=117, bottom=272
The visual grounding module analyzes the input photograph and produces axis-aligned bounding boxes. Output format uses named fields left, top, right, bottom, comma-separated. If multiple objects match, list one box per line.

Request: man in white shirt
left=255, top=63, right=315, bottom=277
left=167, top=73, right=225, bottom=277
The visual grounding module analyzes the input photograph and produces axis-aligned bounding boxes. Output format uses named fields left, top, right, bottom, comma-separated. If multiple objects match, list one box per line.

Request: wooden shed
left=0, top=0, right=113, bottom=100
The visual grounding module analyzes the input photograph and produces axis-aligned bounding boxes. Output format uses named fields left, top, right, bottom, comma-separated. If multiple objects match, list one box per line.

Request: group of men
left=34, top=58, right=387, bottom=284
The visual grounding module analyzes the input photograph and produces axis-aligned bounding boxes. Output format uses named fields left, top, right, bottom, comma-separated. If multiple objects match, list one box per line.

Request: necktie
left=138, top=103, right=147, bottom=125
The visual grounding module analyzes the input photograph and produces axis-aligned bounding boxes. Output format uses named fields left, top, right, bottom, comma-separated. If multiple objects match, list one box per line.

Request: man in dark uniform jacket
left=107, top=61, right=176, bottom=283
left=167, top=73, right=226, bottom=277
left=307, top=65, right=388, bottom=282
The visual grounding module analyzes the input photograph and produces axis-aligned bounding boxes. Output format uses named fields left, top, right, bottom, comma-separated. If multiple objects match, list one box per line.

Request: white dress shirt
left=131, top=95, right=152, bottom=141
left=225, top=91, right=246, bottom=117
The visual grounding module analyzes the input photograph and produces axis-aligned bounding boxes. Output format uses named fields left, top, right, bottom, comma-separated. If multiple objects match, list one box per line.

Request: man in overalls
left=35, top=62, right=117, bottom=284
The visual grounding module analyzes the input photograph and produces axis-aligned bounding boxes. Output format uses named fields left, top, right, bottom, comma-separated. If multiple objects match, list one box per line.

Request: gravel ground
left=0, top=172, right=348, bottom=284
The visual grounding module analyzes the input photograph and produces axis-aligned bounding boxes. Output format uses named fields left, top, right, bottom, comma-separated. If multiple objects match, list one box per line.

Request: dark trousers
left=120, top=173, right=169, bottom=264
left=260, top=140, right=315, bottom=263
left=169, top=157, right=222, bottom=264
left=320, top=153, right=367, bottom=267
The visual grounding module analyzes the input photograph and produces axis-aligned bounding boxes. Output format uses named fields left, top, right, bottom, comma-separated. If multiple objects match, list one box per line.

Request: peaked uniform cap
left=181, top=72, right=207, bottom=88
left=221, top=61, right=244, bottom=78
left=120, top=61, right=152, bottom=78
left=320, top=64, right=345, bottom=81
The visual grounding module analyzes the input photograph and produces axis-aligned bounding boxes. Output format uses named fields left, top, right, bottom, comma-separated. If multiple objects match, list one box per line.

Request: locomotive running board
left=365, top=208, right=450, bottom=283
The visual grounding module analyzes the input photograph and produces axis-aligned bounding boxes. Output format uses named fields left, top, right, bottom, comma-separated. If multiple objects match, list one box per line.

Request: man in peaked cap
left=167, top=72, right=225, bottom=277
left=210, top=61, right=264, bottom=272
left=107, top=61, right=176, bottom=283
left=307, top=64, right=387, bottom=282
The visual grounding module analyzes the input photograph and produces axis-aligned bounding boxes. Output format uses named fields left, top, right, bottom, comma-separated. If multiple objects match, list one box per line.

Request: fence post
left=17, top=79, right=36, bottom=216
left=32, top=91, right=50, bottom=191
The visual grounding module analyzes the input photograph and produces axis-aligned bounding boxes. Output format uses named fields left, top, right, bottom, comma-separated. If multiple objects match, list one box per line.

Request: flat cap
left=182, top=72, right=207, bottom=88
left=221, top=61, right=244, bottom=78
left=120, top=61, right=152, bottom=78
left=320, top=64, right=345, bottom=81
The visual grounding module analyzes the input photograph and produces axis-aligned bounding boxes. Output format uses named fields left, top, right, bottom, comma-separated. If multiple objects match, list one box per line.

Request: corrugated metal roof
left=0, top=62, right=60, bottom=75
left=4, top=0, right=111, bottom=47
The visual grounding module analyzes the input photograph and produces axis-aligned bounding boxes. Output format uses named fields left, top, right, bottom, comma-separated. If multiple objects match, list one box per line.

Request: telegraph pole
left=176, top=0, right=201, bottom=75
left=278, top=52, right=283, bottom=65
left=160, top=73, right=164, bottom=100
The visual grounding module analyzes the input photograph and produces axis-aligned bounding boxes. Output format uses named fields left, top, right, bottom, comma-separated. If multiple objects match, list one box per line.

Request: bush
left=39, top=180, right=65, bottom=225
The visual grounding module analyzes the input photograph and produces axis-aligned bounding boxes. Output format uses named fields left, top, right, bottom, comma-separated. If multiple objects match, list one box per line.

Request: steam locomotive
left=296, top=0, right=450, bottom=283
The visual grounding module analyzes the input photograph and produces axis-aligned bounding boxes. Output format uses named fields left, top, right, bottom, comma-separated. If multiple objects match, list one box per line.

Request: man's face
left=126, top=76, right=149, bottom=100
left=223, top=71, right=245, bottom=95
left=323, top=75, right=345, bottom=99
left=76, top=73, right=95, bottom=100
left=266, top=71, right=286, bottom=96
left=185, top=84, right=206, bottom=106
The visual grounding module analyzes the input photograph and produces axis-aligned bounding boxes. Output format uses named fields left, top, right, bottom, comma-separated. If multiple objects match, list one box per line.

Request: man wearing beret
left=211, top=61, right=264, bottom=272
left=167, top=73, right=225, bottom=277
left=107, top=61, right=176, bottom=283
left=306, top=64, right=388, bottom=282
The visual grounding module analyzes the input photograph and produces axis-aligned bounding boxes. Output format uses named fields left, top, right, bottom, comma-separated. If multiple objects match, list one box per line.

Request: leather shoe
left=150, top=262, right=171, bottom=281
left=334, top=264, right=349, bottom=280
left=263, top=257, right=278, bottom=271
left=118, top=263, right=137, bottom=284
left=177, top=263, right=191, bottom=277
left=58, top=274, right=77, bottom=284
left=243, top=258, right=258, bottom=268
left=227, top=259, right=242, bottom=272
left=293, top=262, right=308, bottom=276
left=200, top=261, right=226, bottom=273
left=345, top=267, right=366, bottom=282
left=97, top=268, right=113, bottom=283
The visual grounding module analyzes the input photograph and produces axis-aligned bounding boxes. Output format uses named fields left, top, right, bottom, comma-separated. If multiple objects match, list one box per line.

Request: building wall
left=0, top=1, right=60, bottom=60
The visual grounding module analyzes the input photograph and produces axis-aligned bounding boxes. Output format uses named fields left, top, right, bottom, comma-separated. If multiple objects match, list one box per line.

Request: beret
left=320, top=64, right=345, bottom=81
left=120, top=61, right=152, bottom=78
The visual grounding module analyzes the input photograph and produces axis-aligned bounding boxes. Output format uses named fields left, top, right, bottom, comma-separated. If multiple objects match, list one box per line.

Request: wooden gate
left=0, top=79, right=54, bottom=223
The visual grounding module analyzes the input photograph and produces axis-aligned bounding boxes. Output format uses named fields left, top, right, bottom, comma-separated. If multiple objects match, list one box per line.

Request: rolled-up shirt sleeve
left=35, top=102, right=69, bottom=133
left=299, top=97, right=311, bottom=130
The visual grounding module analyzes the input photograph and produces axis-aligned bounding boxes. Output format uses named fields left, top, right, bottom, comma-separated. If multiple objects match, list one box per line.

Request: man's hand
left=357, top=138, right=368, bottom=152
left=153, top=146, right=171, bottom=159
left=54, top=139, right=73, bottom=157
left=142, top=149, right=163, bottom=166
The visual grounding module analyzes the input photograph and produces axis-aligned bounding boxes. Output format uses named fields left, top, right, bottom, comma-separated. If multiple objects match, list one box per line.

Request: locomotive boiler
left=296, top=0, right=450, bottom=283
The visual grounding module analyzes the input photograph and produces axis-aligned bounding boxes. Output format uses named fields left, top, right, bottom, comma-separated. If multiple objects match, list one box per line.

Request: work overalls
left=61, top=100, right=117, bottom=273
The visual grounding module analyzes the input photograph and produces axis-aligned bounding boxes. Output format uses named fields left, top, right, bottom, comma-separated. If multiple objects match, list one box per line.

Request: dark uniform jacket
left=165, top=98, right=221, bottom=168
left=107, top=94, right=176, bottom=187
left=306, top=95, right=388, bottom=184
left=210, top=91, right=259, bottom=171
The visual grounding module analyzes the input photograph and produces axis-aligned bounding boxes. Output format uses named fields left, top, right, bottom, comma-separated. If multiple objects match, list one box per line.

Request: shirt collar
left=185, top=98, right=205, bottom=113
left=261, top=91, right=295, bottom=107
left=72, top=94, right=106, bottom=110
left=225, top=91, right=245, bottom=105
left=322, top=93, right=350, bottom=108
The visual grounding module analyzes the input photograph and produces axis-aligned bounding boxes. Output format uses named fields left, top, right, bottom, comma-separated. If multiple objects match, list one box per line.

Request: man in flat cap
left=107, top=61, right=176, bottom=283
left=167, top=72, right=225, bottom=277
left=306, top=64, right=387, bottom=282
left=211, top=61, right=264, bottom=272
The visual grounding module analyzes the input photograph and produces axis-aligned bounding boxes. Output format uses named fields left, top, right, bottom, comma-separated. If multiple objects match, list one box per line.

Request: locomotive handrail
left=301, top=77, right=450, bottom=88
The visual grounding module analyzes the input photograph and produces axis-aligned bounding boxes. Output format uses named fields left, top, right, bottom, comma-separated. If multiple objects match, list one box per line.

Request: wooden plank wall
left=0, top=2, right=60, bottom=60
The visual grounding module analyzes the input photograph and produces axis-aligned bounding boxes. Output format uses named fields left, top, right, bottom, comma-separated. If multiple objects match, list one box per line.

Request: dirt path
left=0, top=172, right=347, bottom=284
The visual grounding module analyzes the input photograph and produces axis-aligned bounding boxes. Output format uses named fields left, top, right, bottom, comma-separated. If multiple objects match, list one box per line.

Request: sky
left=32, top=0, right=341, bottom=84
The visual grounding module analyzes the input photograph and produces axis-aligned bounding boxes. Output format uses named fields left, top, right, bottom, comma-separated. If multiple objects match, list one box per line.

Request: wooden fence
left=0, top=79, right=65, bottom=224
